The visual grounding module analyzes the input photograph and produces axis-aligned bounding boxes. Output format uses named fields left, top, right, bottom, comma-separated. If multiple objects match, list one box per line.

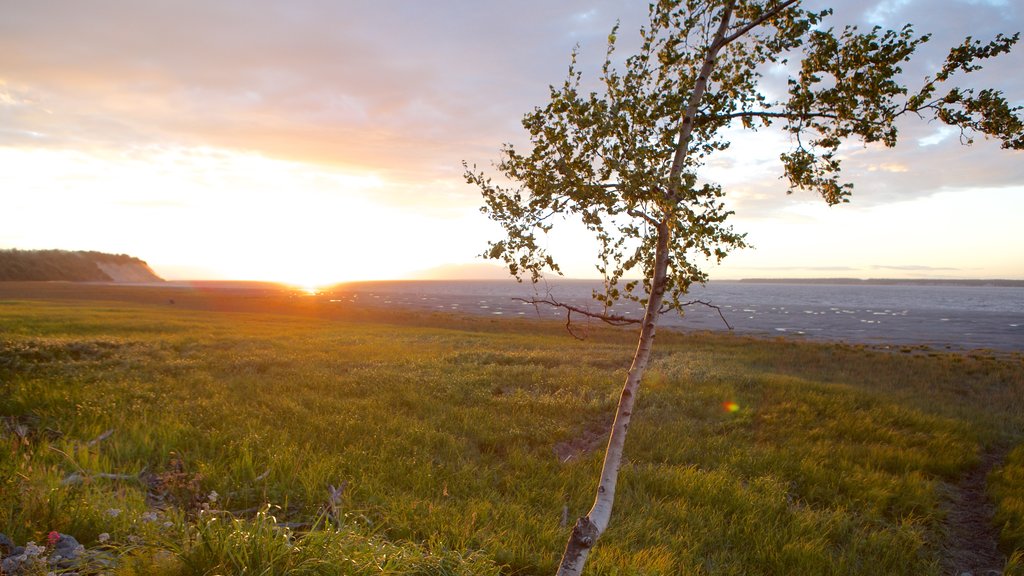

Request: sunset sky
left=1, top=0, right=1022, bottom=286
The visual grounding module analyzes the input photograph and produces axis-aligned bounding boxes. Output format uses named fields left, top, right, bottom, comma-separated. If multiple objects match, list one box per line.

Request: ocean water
left=326, top=280, right=1024, bottom=352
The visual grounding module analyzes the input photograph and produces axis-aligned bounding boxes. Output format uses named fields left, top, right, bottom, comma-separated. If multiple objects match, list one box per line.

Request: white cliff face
left=94, top=261, right=163, bottom=283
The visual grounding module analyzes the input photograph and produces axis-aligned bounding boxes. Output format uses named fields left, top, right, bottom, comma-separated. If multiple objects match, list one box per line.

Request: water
left=325, top=280, right=1024, bottom=352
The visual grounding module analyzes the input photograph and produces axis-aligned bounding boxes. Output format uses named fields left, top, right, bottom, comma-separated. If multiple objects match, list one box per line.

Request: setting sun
left=1, top=0, right=1022, bottom=284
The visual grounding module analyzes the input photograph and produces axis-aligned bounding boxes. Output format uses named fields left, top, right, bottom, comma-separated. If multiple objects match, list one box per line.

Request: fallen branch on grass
left=61, top=471, right=142, bottom=486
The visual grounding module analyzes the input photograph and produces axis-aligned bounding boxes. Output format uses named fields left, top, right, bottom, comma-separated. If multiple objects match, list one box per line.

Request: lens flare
left=723, top=401, right=740, bottom=413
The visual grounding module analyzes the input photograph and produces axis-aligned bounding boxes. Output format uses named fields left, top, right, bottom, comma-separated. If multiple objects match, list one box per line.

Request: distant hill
left=0, top=249, right=164, bottom=282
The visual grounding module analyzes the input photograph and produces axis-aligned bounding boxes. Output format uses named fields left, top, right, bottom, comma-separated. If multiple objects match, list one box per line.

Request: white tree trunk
left=554, top=222, right=671, bottom=576
left=554, top=5, right=737, bottom=574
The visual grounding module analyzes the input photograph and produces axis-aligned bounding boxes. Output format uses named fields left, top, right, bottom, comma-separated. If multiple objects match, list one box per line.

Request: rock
left=0, top=532, right=14, bottom=555
left=49, top=533, right=84, bottom=568
left=1, top=541, right=46, bottom=574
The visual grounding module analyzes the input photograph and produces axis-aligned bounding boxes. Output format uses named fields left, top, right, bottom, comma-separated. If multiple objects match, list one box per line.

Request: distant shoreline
left=5, top=277, right=1022, bottom=289
left=735, top=278, right=1024, bottom=287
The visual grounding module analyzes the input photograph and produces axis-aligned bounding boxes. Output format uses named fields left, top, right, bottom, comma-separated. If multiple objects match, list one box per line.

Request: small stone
left=49, top=533, right=83, bottom=568
left=53, top=534, right=80, bottom=554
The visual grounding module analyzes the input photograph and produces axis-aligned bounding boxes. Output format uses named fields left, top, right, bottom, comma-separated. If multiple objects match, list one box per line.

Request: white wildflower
left=207, top=490, right=218, bottom=503
left=98, top=533, right=110, bottom=543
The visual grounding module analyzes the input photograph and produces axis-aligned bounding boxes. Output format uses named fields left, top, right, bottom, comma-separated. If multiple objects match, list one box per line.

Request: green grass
left=993, top=444, right=1024, bottom=575
left=1, top=284, right=1022, bottom=575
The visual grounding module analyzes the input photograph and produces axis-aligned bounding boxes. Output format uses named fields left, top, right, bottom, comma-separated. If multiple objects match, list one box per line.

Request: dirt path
left=940, top=445, right=1010, bottom=576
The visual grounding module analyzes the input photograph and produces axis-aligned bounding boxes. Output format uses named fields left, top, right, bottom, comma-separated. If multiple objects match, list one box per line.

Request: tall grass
left=1, top=289, right=1022, bottom=574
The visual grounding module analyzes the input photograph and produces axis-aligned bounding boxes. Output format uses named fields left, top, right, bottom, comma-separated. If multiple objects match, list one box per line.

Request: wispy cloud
left=1, top=1, right=1021, bottom=280
left=871, top=264, right=960, bottom=271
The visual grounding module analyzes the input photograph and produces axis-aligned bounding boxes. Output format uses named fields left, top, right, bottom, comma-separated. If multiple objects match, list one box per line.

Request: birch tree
left=464, top=1, right=1023, bottom=573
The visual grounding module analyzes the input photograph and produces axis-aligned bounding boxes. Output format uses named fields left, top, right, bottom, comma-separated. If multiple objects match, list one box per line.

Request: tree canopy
left=466, top=0, right=1022, bottom=319
left=465, top=1, right=1022, bottom=574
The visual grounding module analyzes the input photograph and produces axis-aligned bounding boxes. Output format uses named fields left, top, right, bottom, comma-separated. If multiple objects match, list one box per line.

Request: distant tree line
left=0, top=249, right=161, bottom=282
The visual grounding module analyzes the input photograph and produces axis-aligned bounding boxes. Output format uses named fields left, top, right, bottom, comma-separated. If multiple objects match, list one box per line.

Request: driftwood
left=86, top=428, right=114, bottom=447
left=61, top=471, right=141, bottom=486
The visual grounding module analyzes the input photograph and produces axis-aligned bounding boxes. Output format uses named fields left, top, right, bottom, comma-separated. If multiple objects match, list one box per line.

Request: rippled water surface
left=326, top=280, right=1024, bottom=352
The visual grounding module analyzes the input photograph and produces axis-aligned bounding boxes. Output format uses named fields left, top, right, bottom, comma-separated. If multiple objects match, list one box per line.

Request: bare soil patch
left=941, top=445, right=1010, bottom=576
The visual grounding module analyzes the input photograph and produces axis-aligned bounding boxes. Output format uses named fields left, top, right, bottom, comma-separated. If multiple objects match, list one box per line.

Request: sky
left=1, top=0, right=1022, bottom=286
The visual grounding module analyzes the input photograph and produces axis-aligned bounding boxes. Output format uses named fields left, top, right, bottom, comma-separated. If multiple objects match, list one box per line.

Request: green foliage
left=465, top=0, right=1022, bottom=312
left=0, top=249, right=162, bottom=282
left=1, top=290, right=1022, bottom=574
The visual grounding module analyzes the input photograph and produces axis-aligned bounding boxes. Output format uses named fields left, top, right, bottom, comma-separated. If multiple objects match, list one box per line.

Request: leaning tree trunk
left=554, top=5, right=736, bottom=574
left=554, top=221, right=671, bottom=576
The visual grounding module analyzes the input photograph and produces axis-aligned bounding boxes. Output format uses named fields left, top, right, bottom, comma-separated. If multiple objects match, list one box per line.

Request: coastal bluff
left=0, top=249, right=163, bottom=282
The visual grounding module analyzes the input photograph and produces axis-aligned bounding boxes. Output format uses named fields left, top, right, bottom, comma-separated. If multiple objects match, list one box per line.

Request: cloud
left=729, top=265, right=861, bottom=272
left=2, top=2, right=1019, bottom=184
left=1, top=0, right=1021, bottom=281
left=0, top=1, right=639, bottom=198
left=717, top=0, right=1024, bottom=214
left=871, top=264, right=960, bottom=271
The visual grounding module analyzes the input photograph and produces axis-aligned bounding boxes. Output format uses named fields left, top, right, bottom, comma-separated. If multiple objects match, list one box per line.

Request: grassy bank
left=1, top=284, right=1022, bottom=574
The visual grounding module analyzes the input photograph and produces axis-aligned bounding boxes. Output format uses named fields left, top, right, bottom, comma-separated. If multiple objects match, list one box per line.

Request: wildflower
left=141, top=511, right=159, bottom=522
left=105, top=508, right=121, bottom=518
left=207, top=490, right=218, bottom=503
left=47, top=531, right=60, bottom=546
left=98, top=533, right=110, bottom=543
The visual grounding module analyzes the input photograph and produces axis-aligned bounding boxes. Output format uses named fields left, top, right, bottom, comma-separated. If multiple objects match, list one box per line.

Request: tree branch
left=720, top=0, right=801, bottom=47
left=669, top=0, right=736, bottom=199
left=626, top=208, right=659, bottom=226
left=514, top=296, right=641, bottom=328
left=659, top=299, right=733, bottom=330
left=698, top=110, right=842, bottom=124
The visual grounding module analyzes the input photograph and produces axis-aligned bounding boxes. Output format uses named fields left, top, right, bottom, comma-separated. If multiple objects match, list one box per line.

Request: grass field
left=1, top=282, right=1022, bottom=575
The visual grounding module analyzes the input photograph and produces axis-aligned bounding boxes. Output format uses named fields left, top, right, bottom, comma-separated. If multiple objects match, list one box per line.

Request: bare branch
left=565, top=309, right=586, bottom=341
left=62, top=471, right=143, bottom=486
left=719, top=0, right=801, bottom=47
left=513, top=296, right=641, bottom=327
left=626, top=208, right=659, bottom=226
left=690, top=299, right=733, bottom=330
left=658, top=299, right=734, bottom=330
left=698, top=110, right=841, bottom=124
left=87, top=428, right=114, bottom=447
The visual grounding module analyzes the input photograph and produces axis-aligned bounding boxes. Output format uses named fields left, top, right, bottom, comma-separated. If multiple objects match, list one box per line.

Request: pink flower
left=47, top=531, right=60, bottom=546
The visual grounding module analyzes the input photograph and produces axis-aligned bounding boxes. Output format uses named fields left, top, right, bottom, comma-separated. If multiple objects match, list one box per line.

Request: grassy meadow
left=1, top=282, right=1023, bottom=575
